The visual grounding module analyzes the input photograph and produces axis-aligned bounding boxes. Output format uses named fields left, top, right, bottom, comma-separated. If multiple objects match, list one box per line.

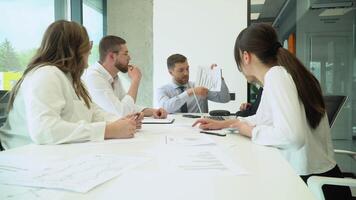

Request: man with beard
left=83, top=35, right=167, bottom=118
left=156, top=54, right=230, bottom=113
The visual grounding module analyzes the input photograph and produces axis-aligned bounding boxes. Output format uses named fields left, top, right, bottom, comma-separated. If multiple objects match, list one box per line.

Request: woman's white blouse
left=0, top=66, right=118, bottom=149
left=242, top=66, right=336, bottom=175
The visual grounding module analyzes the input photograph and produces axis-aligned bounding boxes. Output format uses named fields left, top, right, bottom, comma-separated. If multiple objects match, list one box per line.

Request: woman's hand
left=230, top=120, right=254, bottom=138
left=105, top=118, right=137, bottom=139
left=192, top=118, right=228, bottom=130
left=125, top=112, right=144, bottom=129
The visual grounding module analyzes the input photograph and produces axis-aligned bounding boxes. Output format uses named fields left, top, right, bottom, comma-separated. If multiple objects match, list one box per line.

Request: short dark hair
left=167, top=54, right=187, bottom=70
left=99, top=35, right=126, bottom=62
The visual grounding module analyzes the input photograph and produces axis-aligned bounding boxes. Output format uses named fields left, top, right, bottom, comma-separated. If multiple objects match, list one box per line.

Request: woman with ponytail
left=0, top=20, right=141, bottom=149
left=193, top=23, right=351, bottom=200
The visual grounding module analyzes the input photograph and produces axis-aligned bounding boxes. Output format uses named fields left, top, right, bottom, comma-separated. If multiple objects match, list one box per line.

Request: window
left=0, top=0, right=106, bottom=89
left=83, top=0, right=105, bottom=66
left=0, top=0, right=55, bottom=90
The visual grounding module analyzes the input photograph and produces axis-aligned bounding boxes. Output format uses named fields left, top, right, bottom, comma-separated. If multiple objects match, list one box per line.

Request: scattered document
left=153, top=147, right=248, bottom=176
left=142, top=117, right=175, bottom=124
left=0, top=186, right=61, bottom=200
left=0, top=154, right=149, bottom=193
left=195, top=66, right=222, bottom=91
left=165, top=135, right=216, bottom=146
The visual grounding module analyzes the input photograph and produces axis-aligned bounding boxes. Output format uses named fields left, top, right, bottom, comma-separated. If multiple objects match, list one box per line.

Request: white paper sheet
left=142, top=117, right=175, bottom=124
left=195, top=66, right=222, bottom=91
left=165, top=135, right=216, bottom=146
left=0, top=186, right=61, bottom=200
left=0, top=154, right=149, bottom=193
left=152, top=147, right=248, bottom=176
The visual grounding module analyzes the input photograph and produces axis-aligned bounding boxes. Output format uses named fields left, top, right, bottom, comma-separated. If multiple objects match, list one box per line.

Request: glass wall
left=0, top=0, right=55, bottom=90
left=249, top=0, right=356, bottom=174
left=83, top=0, right=104, bottom=66
left=0, top=0, right=106, bottom=90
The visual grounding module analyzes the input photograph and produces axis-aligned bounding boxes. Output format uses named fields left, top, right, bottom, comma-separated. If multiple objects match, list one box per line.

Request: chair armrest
left=307, top=176, right=356, bottom=200
left=335, top=149, right=356, bottom=160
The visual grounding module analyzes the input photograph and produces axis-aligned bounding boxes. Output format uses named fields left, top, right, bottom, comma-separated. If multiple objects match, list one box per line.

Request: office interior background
left=0, top=0, right=355, bottom=175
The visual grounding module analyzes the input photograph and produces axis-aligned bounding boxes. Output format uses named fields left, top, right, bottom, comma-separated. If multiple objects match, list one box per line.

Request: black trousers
left=301, top=165, right=352, bottom=200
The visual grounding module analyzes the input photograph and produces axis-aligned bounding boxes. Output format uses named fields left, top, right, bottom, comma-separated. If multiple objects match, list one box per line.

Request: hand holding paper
left=195, top=65, right=222, bottom=92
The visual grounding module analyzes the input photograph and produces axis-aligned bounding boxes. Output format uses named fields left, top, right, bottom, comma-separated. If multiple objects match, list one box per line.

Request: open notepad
left=142, top=117, right=175, bottom=124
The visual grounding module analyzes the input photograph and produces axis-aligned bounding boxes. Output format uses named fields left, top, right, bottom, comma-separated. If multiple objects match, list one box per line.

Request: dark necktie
left=178, top=86, right=188, bottom=113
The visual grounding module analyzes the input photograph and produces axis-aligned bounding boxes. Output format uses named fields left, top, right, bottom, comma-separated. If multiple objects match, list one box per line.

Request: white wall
left=153, top=0, right=248, bottom=112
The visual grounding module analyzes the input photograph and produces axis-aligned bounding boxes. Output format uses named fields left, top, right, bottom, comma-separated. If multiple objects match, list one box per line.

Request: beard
left=115, top=61, right=128, bottom=73
left=176, top=76, right=189, bottom=85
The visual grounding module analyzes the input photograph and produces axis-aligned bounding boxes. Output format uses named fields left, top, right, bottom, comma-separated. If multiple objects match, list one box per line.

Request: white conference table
left=0, top=114, right=317, bottom=200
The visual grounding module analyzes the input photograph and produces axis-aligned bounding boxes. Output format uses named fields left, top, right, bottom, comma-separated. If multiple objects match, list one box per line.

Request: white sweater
left=0, top=66, right=118, bottom=149
left=242, top=66, right=336, bottom=175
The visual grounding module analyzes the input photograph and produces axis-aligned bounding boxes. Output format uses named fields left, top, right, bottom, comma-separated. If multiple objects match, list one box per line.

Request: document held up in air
left=195, top=65, right=222, bottom=92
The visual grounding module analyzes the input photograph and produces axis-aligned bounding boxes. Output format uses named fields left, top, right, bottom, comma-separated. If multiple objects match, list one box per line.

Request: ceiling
left=250, top=0, right=355, bottom=25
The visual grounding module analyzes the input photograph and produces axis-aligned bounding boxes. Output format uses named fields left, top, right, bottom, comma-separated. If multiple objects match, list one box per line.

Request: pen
left=200, top=131, right=226, bottom=137
left=133, top=113, right=140, bottom=120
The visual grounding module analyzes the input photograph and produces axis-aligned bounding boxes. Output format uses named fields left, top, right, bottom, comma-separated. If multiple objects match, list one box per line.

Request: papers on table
left=142, top=117, right=175, bottom=124
left=0, top=186, right=60, bottom=200
left=0, top=154, right=149, bottom=193
left=165, top=135, right=216, bottom=146
left=195, top=66, right=222, bottom=91
left=154, top=147, right=248, bottom=176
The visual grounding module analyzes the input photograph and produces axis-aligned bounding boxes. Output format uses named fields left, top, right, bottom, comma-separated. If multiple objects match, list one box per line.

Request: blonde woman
left=0, top=20, right=140, bottom=149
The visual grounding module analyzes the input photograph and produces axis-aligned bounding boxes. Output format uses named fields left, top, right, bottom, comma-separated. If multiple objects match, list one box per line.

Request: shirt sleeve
left=156, top=86, right=190, bottom=113
left=239, top=115, right=257, bottom=126
left=84, top=72, right=137, bottom=117
left=23, top=68, right=106, bottom=145
left=90, top=102, right=119, bottom=122
left=251, top=68, right=305, bottom=150
left=207, top=79, right=230, bottom=103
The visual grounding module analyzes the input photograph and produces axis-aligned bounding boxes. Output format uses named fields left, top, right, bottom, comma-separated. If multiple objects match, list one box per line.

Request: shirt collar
left=93, top=61, right=117, bottom=84
left=171, top=79, right=189, bottom=89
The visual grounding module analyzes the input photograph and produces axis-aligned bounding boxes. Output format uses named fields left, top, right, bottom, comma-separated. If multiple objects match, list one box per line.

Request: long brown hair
left=234, top=23, right=325, bottom=129
left=8, top=20, right=92, bottom=110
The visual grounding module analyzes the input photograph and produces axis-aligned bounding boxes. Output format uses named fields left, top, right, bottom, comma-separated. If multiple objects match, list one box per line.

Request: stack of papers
left=0, top=154, right=149, bottom=193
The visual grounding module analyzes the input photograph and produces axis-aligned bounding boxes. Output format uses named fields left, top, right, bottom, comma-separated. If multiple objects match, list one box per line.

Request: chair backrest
left=0, top=90, right=9, bottom=151
left=323, top=95, right=347, bottom=128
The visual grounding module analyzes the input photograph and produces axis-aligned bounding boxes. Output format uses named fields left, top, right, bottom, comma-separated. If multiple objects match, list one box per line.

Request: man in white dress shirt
left=156, top=54, right=230, bottom=113
left=83, top=36, right=167, bottom=118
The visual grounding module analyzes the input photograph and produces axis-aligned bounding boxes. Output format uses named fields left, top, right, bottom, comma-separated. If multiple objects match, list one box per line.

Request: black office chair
left=0, top=90, right=9, bottom=151
left=308, top=95, right=356, bottom=200
left=323, top=95, right=347, bottom=128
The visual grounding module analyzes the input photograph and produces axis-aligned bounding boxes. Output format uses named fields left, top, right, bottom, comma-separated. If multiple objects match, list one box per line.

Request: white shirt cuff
left=90, top=121, right=106, bottom=142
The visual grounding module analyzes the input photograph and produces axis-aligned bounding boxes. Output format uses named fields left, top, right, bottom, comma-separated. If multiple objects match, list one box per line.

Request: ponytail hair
left=234, top=23, right=325, bottom=129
